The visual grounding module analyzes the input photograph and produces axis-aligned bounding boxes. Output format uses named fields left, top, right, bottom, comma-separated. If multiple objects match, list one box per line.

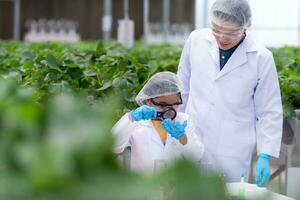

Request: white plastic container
left=226, top=183, right=296, bottom=200
left=226, top=182, right=269, bottom=199
left=117, top=19, right=134, bottom=48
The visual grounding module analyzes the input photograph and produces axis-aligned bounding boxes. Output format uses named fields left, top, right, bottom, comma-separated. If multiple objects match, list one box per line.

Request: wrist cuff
left=259, top=153, right=270, bottom=160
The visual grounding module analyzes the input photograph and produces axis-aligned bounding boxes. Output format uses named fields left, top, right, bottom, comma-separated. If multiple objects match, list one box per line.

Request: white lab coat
left=112, top=112, right=204, bottom=175
left=178, top=28, right=283, bottom=181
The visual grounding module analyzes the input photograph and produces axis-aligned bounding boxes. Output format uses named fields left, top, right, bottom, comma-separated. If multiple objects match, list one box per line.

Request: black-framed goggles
left=150, top=94, right=183, bottom=107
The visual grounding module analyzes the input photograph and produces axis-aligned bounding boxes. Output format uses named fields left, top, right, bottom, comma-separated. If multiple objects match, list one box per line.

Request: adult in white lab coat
left=178, top=0, right=282, bottom=186
left=112, top=72, right=204, bottom=175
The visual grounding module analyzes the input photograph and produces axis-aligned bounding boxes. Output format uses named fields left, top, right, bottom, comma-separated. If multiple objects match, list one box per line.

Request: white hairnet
left=135, top=71, right=183, bottom=106
left=210, top=0, right=252, bottom=29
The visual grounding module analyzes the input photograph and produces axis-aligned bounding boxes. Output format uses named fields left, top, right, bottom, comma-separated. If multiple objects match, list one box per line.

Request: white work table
left=226, top=183, right=296, bottom=200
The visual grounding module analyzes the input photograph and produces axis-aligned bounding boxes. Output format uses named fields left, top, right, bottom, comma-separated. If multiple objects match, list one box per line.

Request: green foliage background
left=0, top=41, right=299, bottom=117
left=0, top=41, right=181, bottom=111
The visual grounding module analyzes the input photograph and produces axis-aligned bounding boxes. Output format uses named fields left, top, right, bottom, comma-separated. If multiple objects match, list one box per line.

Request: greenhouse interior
left=0, top=0, right=300, bottom=199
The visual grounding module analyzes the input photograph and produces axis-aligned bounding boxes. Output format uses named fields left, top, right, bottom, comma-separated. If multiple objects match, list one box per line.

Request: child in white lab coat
left=112, top=72, right=204, bottom=175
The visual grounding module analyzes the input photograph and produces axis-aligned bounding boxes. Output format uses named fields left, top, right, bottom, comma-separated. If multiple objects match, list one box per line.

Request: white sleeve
left=175, top=118, right=204, bottom=162
left=177, top=34, right=192, bottom=112
left=254, top=51, right=283, bottom=158
left=112, top=113, right=137, bottom=154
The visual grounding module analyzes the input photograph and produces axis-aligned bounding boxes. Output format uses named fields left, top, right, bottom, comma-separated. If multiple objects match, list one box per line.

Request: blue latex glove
left=130, top=105, right=156, bottom=121
left=255, top=153, right=271, bottom=187
left=161, top=119, right=187, bottom=139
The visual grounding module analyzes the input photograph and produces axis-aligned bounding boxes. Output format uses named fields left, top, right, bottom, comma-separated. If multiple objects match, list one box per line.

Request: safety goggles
left=150, top=94, right=183, bottom=107
left=210, top=23, right=245, bottom=40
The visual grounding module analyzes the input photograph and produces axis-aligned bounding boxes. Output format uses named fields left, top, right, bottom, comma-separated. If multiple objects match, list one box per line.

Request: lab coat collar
left=139, top=120, right=166, bottom=148
left=206, top=30, right=258, bottom=80
left=138, top=120, right=153, bottom=127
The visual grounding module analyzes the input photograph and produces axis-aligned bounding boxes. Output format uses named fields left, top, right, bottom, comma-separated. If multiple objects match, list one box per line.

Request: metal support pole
left=195, top=0, right=209, bottom=29
left=124, top=0, right=129, bottom=19
left=0, top=0, right=21, bottom=40
left=102, top=0, right=112, bottom=41
left=162, top=0, right=170, bottom=42
left=203, top=0, right=209, bottom=27
left=13, top=0, right=21, bottom=40
left=143, top=0, right=149, bottom=45
left=299, top=0, right=300, bottom=46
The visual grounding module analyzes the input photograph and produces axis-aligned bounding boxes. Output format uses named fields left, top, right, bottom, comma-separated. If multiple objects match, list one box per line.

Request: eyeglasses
left=151, top=94, right=183, bottom=107
left=210, top=23, right=245, bottom=40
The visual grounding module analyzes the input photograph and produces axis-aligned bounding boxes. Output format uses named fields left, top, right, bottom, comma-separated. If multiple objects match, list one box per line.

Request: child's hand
left=130, top=105, right=157, bottom=121
left=161, top=119, right=187, bottom=139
